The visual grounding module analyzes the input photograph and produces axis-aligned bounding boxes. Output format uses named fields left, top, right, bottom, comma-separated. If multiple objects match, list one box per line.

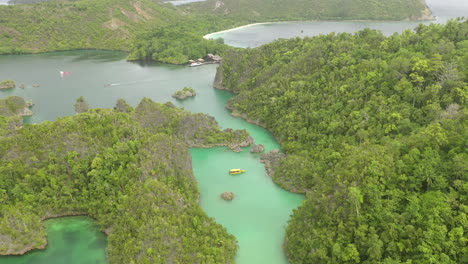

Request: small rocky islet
left=0, top=96, right=34, bottom=117
left=0, top=80, right=16, bottom=90
left=172, top=87, right=196, bottom=100
left=221, top=192, right=235, bottom=201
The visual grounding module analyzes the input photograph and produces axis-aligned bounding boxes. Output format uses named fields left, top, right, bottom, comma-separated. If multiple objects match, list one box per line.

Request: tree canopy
left=217, top=19, right=467, bottom=263
left=0, top=98, right=252, bottom=263
left=0, top=0, right=433, bottom=64
left=182, top=0, right=431, bottom=22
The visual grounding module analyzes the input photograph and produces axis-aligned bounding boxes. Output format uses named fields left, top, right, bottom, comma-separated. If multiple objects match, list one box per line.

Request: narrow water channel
left=0, top=51, right=303, bottom=264
left=0, top=0, right=466, bottom=262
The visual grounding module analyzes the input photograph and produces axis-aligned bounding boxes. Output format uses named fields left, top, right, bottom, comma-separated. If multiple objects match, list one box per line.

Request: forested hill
left=0, top=98, right=252, bottom=263
left=216, top=19, right=467, bottom=263
left=0, top=0, right=180, bottom=53
left=0, top=0, right=432, bottom=62
left=181, top=0, right=432, bottom=22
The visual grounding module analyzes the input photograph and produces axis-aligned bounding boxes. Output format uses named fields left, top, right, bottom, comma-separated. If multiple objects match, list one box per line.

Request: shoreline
left=0, top=213, right=103, bottom=256
left=203, top=16, right=436, bottom=39
left=221, top=89, right=306, bottom=194
left=0, top=48, right=128, bottom=58
left=203, top=0, right=434, bottom=39
left=203, top=22, right=273, bottom=39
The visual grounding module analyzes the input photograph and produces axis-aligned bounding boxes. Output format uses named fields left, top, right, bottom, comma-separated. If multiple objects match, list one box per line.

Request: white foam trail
left=105, top=78, right=164, bottom=87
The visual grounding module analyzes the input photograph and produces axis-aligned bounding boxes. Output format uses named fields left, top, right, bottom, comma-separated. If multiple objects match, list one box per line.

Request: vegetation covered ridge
left=0, top=98, right=252, bottom=263
left=216, top=19, right=467, bottom=263
left=0, top=0, right=433, bottom=64
left=182, top=0, right=433, bottom=22
left=0, top=0, right=180, bottom=54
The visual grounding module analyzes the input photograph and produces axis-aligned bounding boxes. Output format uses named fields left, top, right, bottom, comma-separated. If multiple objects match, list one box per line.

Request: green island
left=216, top=20, right=467, bottom=263
left=0, top=97, right=255, bottom=263
left=0, top=96, right=33, bottom=119
left=172, top=86, right=197, bottom=100
left=0, top=80, right=16, bottom=90
left=0, top=0, right=432, bottom=64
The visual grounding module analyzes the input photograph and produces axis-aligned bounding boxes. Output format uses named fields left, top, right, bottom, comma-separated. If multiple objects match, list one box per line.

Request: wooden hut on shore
left=206, top=54, right=223, bottom=62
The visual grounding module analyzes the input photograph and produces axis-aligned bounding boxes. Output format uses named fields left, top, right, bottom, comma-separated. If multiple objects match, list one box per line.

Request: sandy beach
left=203, top=22, right=275, bottom=39
left=203, top=13, right=436, bottom=40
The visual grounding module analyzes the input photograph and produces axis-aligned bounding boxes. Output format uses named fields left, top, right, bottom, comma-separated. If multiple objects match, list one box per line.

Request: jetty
left=187, top=54, right=222, bottom=67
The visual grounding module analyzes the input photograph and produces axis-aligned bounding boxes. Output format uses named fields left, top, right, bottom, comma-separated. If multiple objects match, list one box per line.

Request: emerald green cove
left=0, top=216, right=107, bottom=264
left=191, top=147, right=303, bottom=263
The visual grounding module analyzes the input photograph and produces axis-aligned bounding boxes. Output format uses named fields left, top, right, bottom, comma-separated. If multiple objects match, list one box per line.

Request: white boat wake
left=104, top=78, right=162, bottom=87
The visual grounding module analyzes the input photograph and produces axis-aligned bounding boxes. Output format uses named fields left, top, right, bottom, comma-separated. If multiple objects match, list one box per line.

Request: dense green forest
left=127, top=22, right=231, bottom=64
left=0, top=98, right=253, bottom=262
left=0, top=0, right=432, bottom=64
left=216, top=19, right=467, bottom=263
left=0, top=0, right=236, bottom=63
left=0, top=96, right=32, bottom=137
left=0, top=0, right=180, bottom=53
left=128, top=0, right=431, bottom=64
left=181, top=0, right=431, bottom=22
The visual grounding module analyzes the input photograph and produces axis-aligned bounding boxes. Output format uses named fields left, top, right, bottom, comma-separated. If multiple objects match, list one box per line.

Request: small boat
left=60, top=71, right=72, bottom=77
left=189, top=62, right=202, bottom=67
left=229, top=169, right=246, bottom=175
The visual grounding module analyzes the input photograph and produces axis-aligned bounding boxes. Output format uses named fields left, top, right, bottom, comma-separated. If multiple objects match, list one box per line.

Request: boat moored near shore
left=229, top=169, right=246, bottom=174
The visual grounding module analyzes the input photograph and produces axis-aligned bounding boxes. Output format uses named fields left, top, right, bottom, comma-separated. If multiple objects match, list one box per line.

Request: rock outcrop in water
left=172, top=87, right=197, bottom=100
left=221, top=192, right=235, bottom=201
left=74, top=96, right=89, bottom=113
left=224, top=128, right=254, bottom=152
left=0, top=80, right=16, bottom=89
left=0, top=96, right=33, bottom=117
left=250, top=144, right=265, bottom=153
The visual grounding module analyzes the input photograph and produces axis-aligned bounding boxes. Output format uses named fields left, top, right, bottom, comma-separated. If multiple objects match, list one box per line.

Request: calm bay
left=0, top=0, right=466, bottom=263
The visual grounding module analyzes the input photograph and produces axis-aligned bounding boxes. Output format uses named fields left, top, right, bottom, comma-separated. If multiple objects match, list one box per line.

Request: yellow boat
left=229, top=169, right=246, bottom=175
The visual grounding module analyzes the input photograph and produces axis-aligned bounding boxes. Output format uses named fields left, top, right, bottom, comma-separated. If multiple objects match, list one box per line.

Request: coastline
left=0, top=213, right=102, bottom=256
left=203, top=15, right=436, bottom=40
left=220, top=89, right=307, bottom=194
left=0, top=128, right=253, bottom=257
left=203, top=22, right=273, bottom=39
left=1, top=240, right=48, bottom=256
left=204, top=0, right=434, bottom=39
